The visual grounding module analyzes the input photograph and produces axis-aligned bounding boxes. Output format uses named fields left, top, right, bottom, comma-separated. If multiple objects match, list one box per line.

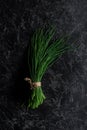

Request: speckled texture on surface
left=0, top=0, right=87, bottom=130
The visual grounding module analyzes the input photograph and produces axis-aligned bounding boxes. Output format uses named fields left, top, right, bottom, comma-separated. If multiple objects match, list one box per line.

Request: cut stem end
left=27, top=86, right=46, bottom=109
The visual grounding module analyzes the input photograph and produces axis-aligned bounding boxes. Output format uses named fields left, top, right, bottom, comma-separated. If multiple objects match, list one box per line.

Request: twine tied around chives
left=24, top=77, right=41, bottom=89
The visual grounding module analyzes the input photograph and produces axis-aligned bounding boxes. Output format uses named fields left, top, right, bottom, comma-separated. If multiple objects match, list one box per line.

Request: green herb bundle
left=25, top=27, right=70, bottom=109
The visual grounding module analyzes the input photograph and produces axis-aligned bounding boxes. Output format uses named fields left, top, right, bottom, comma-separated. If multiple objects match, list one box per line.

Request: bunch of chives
left=24, top=27, right=70, bottom=109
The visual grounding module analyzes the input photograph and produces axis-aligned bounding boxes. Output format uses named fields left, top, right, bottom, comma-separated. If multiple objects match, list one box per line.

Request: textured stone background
left=0, top=0, right=87, bottom=130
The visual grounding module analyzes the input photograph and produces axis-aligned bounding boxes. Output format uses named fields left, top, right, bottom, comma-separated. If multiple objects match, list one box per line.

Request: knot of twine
left=24, top=77, right=41, bottom=89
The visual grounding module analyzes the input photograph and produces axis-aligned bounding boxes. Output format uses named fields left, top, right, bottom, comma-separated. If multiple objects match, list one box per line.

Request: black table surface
left=0, top=0, right=87, bottom=130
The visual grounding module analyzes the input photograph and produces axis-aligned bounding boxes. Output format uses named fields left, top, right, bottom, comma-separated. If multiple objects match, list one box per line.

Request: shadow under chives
left=9, top=48, right=32, bottom=108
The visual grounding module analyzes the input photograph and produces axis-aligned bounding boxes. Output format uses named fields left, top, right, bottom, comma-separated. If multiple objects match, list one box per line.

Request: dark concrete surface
left=0, top=0, right=87, bottom=130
